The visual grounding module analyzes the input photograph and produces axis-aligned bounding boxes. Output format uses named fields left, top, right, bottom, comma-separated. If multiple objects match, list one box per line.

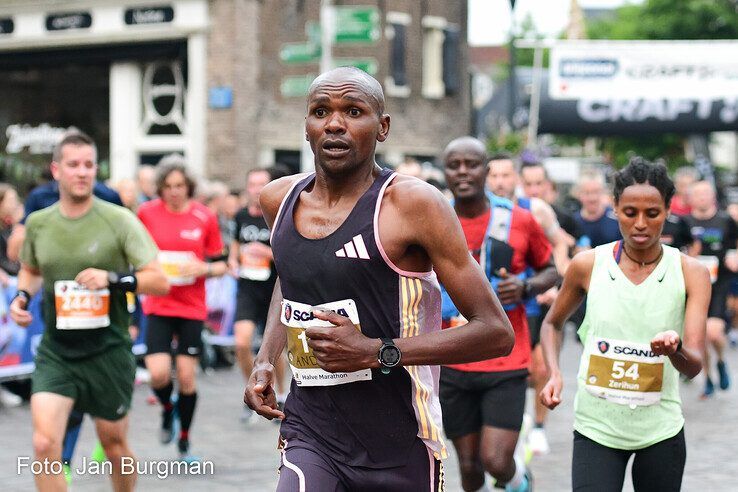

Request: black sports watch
left=378, top=338, right=401, bottom=374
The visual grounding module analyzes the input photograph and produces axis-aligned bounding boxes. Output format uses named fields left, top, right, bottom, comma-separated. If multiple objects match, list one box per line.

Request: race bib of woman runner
left=159, top=250, right=196, bottom=286
left=54, top=281, right=110, bottom=330
left=585, top=336, right=664, bottom=407
left=239, top=244, right=271, bottom=281
left=281, top=298, right=372, bottom=387
left=696, top=255, right=718, bottom=284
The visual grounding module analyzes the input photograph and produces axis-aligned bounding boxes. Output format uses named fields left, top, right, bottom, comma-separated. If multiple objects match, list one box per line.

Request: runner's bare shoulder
left=567, top=249, right=596, bottom=291
left=679, top=253, right=711, bottom=285
left=383, top=174, right=451, bottom=221
left=260, top=173, right=310, bottom=227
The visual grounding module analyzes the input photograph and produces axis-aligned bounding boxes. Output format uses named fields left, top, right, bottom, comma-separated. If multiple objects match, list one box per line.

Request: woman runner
left=539, top=158, right=709, bottom=491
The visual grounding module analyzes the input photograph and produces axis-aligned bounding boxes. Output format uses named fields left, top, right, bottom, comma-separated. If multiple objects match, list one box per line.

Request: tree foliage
left=588, top=0, right=738, bottom=40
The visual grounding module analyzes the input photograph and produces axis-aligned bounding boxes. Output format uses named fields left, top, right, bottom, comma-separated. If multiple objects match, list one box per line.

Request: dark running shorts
left=145, top=314, right=204, bottom=357
left=276, top=437, right=444, bottom=492
left=528, top=313, right=543, bottom=348
left=33, top=345, right=135, bottom=421
left=709, top=277, right=731, bottom=320
left=234, top=279, right=272, bottom=326
left=440, top=366, right=527, bottom=437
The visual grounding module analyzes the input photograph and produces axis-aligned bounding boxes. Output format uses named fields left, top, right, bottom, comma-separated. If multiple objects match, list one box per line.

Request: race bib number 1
left=281, top=298, right=372, bottom=387
left=585, top=337, right=664, bottom=407
left=54, top=281, right=110, bottom=330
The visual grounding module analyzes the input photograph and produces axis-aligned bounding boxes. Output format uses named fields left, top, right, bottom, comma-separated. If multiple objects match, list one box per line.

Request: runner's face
left=306, top=79, right=389, bottom=176
left=52, top=144, right=97, bottom=202
left=486, top=159, right=517, bottom=199
left=161, top=170, right=189, bottom=209
left=444, top=149, right=488, bottom=202
left=688, top=183, right=715, bottom=212
left=579, top=179, right=605, bottom=215
left=615, top=184, right=667, bottom=250
left=521, top=166, right=546, bottom=199
left=246, top=170, right=270, bottom=207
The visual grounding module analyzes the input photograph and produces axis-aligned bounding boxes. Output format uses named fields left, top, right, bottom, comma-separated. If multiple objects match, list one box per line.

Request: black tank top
left=272, top=168, right=446, bottom=467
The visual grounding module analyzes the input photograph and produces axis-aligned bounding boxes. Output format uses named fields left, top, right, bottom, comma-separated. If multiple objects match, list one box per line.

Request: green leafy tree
left=588, top=0, right=738, bottom=40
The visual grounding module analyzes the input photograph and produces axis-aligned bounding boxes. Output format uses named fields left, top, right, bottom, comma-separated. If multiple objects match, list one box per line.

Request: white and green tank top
left=574, top=242, right=685, bottom=450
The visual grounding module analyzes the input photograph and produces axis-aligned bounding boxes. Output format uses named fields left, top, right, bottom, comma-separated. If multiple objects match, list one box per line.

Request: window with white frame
left=385, top=11, right=411, bottom=98
left=422, top=16, right=446, bottom=99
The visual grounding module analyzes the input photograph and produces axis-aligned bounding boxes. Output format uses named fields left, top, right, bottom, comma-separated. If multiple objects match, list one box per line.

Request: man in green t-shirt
left=10, top=131, right=169, bottom=492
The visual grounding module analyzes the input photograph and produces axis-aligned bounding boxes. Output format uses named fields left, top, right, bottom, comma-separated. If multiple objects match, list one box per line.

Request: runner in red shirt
left=441, top=137, right=558, bottom=492
left=137, top=156, right=227, bottom=460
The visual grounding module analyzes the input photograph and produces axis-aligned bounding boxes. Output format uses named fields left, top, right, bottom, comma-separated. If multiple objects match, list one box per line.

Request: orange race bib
left=239, top=244, right=271, bottom=281
left=159, top=250, right=196, bottom=286
left=54, top=281, right=110, bottom=330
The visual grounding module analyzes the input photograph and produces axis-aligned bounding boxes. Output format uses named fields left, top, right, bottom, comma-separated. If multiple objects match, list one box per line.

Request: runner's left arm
left=650, top=255, right=709, bottom=379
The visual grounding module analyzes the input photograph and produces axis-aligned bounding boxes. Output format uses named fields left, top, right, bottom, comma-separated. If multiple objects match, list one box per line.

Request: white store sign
left=549, top=40, right=738, bottom=100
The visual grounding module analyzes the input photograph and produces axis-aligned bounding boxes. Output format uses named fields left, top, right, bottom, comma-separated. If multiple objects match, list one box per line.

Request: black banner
left=46, top=12, right=92, bottom=31
left=537, top=76, right=738, bottom=135
left=124, top=6, right=174, bottom=25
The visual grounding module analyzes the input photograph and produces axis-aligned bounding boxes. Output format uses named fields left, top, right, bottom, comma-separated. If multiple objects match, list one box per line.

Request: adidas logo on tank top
left=335, top=234, right=370, bottom=259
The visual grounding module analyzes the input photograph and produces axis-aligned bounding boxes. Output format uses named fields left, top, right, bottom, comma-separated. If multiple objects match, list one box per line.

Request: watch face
left=381, top=345, right=401, bottom=367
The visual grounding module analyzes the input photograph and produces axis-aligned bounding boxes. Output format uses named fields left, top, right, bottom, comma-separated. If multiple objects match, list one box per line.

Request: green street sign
left=280, top=42, right=320, bottom=64
left=334, top=6, right=380, bottom=44
left=333, top=57, right=378, bottom=76
left=280, top=74, right=315, bottom=98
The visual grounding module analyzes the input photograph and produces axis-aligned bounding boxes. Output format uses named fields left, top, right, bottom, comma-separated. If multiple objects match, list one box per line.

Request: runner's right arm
left=242, top=175, right=305, bottom=420
left=9, top=264, right=42, bottom=327
left=539, top=250, right=594, bottom=409
left=244, top=278, right=287, bottom=420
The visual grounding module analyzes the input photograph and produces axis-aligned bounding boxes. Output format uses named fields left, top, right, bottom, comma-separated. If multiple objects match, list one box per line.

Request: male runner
left=7, top=138, right=125, bottom=481
left=519, top=161, right=589, bottom=455
left=684, top=180, right=738, bottom=397
left=229, top=167, right=287, bottom=421
left=243, top=67, right=515, bottom=491
left=442, top=138, right=558, bottom=491
left=575, top=171, right=622, bottom=248
left=138, top=156, right=227, bottom=459
left=10, top=131, right=168, bottom=491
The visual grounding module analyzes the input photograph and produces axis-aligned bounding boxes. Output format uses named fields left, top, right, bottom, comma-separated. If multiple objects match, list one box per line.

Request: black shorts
left=528, top=313, right=543, bottom=348
left=572, top=428, right=685, bottom=491
left=709, top=277, right=731, bottom=320
left=439, top=367, right=527, bottom=437
left=277, top=437, right=443, bottom=492
left=234, top=279, right=273, bottom=326
left=145, top=314, right=204, bottom=357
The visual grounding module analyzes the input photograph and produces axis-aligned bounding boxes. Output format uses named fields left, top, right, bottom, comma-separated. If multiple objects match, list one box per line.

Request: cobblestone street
left=2, top=329, right=737, bottom=491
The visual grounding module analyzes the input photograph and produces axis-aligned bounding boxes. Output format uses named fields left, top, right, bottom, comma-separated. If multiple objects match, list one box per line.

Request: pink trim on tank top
left=373, top=173, right=434, bottom=279
left=270, top=174, right=313, bottom=244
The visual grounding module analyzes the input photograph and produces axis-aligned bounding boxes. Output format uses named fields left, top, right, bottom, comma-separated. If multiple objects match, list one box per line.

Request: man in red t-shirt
left=441, top=137, right=558, bottom=492
left=137, top=156, right=227, bottom=459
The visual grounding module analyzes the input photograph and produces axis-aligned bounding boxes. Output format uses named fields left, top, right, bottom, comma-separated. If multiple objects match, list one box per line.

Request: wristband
left=523, top=280, right=534, bottom=300
left=14, top=289, right=31, bottom=305
left=107, top=271, right=138, bottom=292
